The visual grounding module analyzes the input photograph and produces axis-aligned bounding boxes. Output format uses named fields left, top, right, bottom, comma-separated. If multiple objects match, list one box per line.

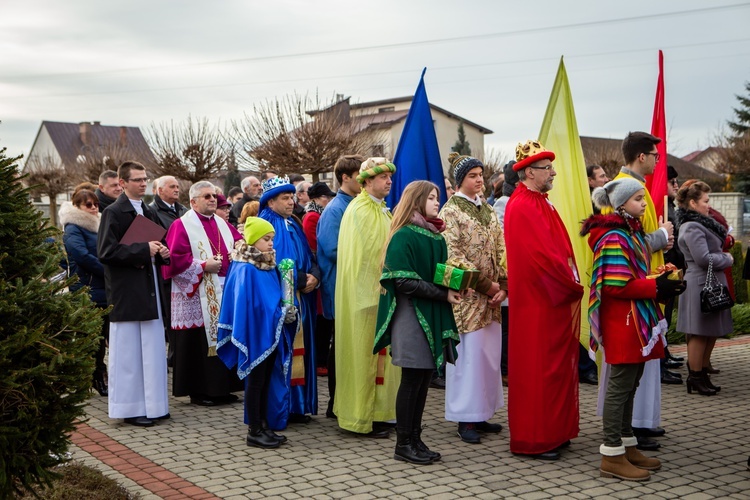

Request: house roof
left=681, top=146, right=725, bottom=163
left=31, top=120, right=157, bottom=169
left=579, top=136, right=725, bottom=185
left=351, top=96, right=493, bottom=134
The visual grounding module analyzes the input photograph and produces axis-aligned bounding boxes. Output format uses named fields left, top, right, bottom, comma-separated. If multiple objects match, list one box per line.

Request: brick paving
left=70, top=336, right=750, bottom=499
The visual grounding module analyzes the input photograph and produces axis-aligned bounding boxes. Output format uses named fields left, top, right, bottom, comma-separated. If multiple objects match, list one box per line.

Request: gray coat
left=676, top=220, right=733, bottom=337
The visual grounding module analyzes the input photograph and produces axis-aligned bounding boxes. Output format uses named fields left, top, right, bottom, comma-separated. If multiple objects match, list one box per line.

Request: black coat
left=229, top=193, right=255, bottom=226
left=97, top=193, right=169, bottom=322
left=149, top=195, right=188, bottom=230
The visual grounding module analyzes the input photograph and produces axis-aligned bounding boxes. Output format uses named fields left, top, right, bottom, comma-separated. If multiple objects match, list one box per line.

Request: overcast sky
left=2, top=0, right=749, bottom=166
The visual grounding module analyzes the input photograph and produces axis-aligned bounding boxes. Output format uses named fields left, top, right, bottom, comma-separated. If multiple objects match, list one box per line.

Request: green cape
left=374, top=224, right=460, bottom=369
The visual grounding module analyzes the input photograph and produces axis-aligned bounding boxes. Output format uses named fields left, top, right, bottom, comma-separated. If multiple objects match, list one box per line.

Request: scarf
left=587, top=214, right=666, bottom=358
left=409, top=211, right=446, bottom=233
left=305, top=200, right=325, bottom=215
left=231, top=241, right=277, bottom=269
left=674, top=208, right=727, bottom=241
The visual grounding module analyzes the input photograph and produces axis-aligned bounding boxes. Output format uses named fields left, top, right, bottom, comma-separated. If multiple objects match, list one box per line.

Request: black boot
left=247, top=425, right=280, bottom=448
left=411, top=428, right=441, bottom=462
left=701, top=368, right=721, bottom=393
left=394, top=432, right=433, bottom=464
left=92, top=369, right=108, bottom=397
left=686, top=369, right=717, bottom=396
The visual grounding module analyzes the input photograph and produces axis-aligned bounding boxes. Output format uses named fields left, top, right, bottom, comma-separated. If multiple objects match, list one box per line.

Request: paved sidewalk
left=71, top=336, right=750, bottom=499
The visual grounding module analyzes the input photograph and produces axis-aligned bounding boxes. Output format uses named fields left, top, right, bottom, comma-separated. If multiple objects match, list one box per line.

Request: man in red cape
left=504, top=140, right=583, bottom=460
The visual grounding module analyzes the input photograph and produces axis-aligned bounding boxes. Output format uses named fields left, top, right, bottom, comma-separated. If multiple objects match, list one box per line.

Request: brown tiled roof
left=579, top=136, right=725, bottom=187
left=34, top=121, right=157, bottom=169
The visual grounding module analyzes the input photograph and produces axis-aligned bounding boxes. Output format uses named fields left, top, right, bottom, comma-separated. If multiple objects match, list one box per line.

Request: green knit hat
left=244, top=217, right=275, bottom=246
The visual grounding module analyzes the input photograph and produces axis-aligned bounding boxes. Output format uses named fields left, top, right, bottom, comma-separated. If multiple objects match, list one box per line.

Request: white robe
left=445, top=321, right=504, bottom=422
left=108, top=263, right=169, bottom=419
left=597, top=356, right=661, bottom=429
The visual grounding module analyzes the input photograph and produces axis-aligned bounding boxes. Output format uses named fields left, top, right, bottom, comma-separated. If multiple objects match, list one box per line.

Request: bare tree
left=232, top=93, right=384, bottom=182
left=22, top=154, right=73, bottom=227
left=74, top=141, right=135, bottom=183
left=148, top=116, right=228, bottom=184
left=581, top=140, right=622, bottom=180
left=482, top=147, right=511, bottom=174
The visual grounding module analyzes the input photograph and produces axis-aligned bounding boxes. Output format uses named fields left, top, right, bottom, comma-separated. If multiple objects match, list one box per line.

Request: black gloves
left=655, top=271, right=687, bottom=301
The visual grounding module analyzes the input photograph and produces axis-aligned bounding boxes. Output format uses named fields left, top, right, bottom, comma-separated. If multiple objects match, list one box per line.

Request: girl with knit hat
left=580, top=178, right=686, bottom=481
left=217, top=217, right=296, bottom=449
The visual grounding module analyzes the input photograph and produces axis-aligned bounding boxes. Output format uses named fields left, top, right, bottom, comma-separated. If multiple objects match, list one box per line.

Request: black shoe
left=246, top=427, right=280, bottom=449
left=412, top=429, right=441, bottom=462
left=394, top=432, right=433, bottom=465
left=579, top=370, right=598, bottom=385
left=475, top=421, right=503, bottom=433
left=154, top=413, right=171, bottom=421
left=92, top=371, right=108, bottom=397
left=124, top=416, right=154, bottom=427
left=667, top=353, right=684, bottom=362
left=531, top=450, right=561, bottom=461
left=661, top=370, right=683, bottom=385
left=190, top=396, right=218, bottom=406
left=361, top=428, right=391, bottom=439
left=263, top=428, right=287, bottom=443
left=429, top=377, right=446, bottom=390
left=635, top=436, right=661, bottom=451
left=556, top=440, right=571, bottom=450
left=633, top=427, right=665, bottom=438
left=665, top=359, right=683, bottom=369
left=457, top=423, right=481, bottom=444
left=212, top=394, right=239, bottom=405
left=287, top=413, right=312, bottom=424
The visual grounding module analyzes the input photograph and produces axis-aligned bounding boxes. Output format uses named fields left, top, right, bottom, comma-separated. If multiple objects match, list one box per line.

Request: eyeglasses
left=645, top=152, right=661, bottom=162
left=84, top=202, right=99, bottom=209
left=202, top=193, right=217, bottom=200
left=128, top=177, right=149, bottom=184
left=529, top=165, right=555, bottom=171
left=670, top=179, right=679, bottom=186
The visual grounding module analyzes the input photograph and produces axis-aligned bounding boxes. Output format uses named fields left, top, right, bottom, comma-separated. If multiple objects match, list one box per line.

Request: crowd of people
left=58, top=130, right=743, bottom=481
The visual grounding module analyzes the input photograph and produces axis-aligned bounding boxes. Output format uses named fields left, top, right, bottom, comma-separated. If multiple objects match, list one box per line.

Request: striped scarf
left=588, top=226, right=666, bottom=358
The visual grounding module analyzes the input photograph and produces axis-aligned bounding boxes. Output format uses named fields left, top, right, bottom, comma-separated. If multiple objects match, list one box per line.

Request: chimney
left=119, top=126, right=127, bottom=147
left=79, top=122, right=91, bottom=146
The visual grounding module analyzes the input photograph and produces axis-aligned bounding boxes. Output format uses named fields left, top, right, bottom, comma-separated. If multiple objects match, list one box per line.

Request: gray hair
left=98, top=170, right=118, bottom=184
left=241, top=175, right=259, bottom=192
left=296, top=181, right=311, bottom=194
left=189, top=180, right=216, bottom=200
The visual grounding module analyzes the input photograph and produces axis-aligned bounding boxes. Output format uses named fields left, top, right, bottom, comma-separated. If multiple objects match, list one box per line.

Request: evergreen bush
left=730, top=242, right=747, bottom=304
left=0, top=149, right=103, bottom=498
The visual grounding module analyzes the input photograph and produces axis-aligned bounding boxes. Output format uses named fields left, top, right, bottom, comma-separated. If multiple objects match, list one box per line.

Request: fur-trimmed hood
left=580, top=213, right=641, bottom=251
left=59, top=201, right=100, bottom=233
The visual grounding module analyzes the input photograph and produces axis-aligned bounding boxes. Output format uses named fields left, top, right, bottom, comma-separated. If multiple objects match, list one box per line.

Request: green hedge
left=667, top=302, right=750, bottom=344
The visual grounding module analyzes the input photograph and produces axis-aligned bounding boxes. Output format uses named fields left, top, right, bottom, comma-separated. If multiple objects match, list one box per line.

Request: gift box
left=646, top=264, right=683, bottom=281
left=433, top=263, right=481, bottom=291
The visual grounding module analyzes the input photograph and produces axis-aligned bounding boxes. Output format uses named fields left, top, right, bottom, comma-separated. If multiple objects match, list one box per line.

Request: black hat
left=502, top=160, right=519, bottom=197
left=667, top=165, right=678, bottom=180
left=308, top=182, right=336, bottom=199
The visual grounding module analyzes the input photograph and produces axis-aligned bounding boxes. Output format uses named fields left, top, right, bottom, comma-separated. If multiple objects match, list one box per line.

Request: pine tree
left=0, top=148, right=103, bottom=498
left=728, top=81, right=750, bottom=136
left=451, top=121, right=472, bottom=156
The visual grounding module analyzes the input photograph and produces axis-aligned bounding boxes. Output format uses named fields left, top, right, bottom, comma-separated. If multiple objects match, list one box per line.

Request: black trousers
left=395, top=367, right=433, bottom=435
left=245, top=350, right=278, bottom=427
left=94, top=313, right=110, bottom=375
left=315, top=315, right=334, bottom=368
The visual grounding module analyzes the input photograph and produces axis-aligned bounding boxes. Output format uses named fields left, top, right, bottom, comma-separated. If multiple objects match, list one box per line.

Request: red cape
left=504, top=183, right=583, bottom=454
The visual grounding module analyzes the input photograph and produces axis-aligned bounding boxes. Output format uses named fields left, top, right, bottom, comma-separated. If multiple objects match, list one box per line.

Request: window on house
left=378, top=106, right=395, bottom=113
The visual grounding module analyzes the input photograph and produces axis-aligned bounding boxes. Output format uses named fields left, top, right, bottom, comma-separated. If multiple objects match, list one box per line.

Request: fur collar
left=580, top=213, right=641, bottom=236
left=675, top=208, right=727, bottom=241
left=231, top=240, right=277, bottom=269
left=59, top=202, right=100, bottom=233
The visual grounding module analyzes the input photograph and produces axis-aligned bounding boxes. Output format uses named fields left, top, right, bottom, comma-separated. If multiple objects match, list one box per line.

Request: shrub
left=0, top=149, right=103, bottom=498
left=730, top=242, right=747, bottom=304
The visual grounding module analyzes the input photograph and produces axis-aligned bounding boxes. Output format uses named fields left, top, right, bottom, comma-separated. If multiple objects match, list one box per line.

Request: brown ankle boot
left=622, top=437, right=661, bottom=470
left=600, top=445, right=650, bottom=481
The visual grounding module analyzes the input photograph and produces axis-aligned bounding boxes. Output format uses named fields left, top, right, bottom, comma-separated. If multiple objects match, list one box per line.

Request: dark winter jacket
left=97, top=193, right=169, bottom=322
left=60, top=203, right=106, bottom=306
left=148, top=194, right=188, bottom=230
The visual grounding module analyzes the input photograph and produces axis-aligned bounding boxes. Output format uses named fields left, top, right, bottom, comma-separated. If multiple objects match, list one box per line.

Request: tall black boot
left=701, top=368, right=721, bottom=393
left=92, top=368, right=108, bottom=397
left=394, top=432, right=432, bottom=464
left=686, top=369, right=717, bottom=396
left=246, top=425, right=280, bottom=448
left=412, top=428, right=441, bottom=462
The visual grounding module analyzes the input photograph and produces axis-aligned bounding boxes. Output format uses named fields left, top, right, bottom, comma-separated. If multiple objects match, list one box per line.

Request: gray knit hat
left=592, top=178, right=644, bottom=210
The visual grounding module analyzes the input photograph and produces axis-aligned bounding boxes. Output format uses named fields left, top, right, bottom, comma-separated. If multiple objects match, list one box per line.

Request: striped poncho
left=586, top=216, right=666, bottom=358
